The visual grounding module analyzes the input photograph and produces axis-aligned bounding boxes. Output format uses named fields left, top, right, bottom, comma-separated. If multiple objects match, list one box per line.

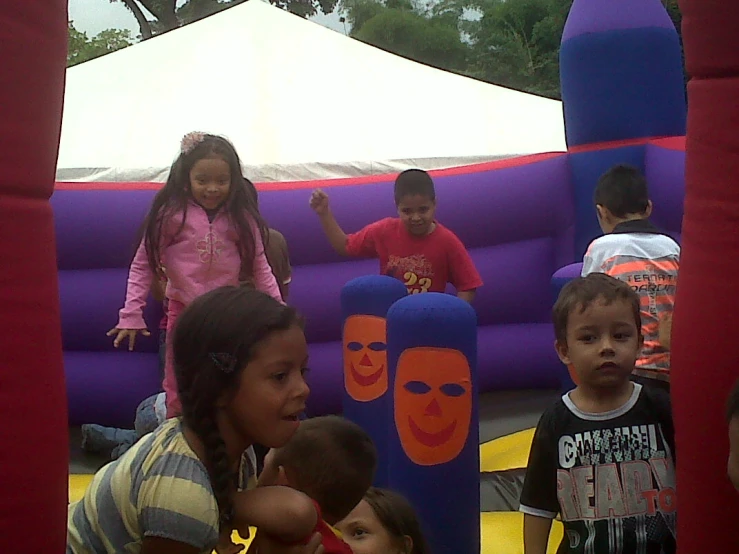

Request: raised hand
left=309, top=189, right=329, bottom=216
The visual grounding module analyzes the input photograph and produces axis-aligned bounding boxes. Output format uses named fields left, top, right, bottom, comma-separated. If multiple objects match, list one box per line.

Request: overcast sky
left=68, top=0, right=345, bottom=36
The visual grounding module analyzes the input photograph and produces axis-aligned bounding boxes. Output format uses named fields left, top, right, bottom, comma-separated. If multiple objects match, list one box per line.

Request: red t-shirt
left=313, top=517, right=352, bottom=554
left=275, top=500, right=352, bottom=554
left=346, top=217, right=482, bottom=294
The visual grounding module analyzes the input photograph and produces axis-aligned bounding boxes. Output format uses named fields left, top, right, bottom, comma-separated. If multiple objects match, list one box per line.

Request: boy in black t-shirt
left=520, top=273, right=676, bottom=554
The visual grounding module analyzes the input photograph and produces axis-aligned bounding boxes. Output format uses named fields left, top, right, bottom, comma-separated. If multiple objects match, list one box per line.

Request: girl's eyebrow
left=261, top=354, right=309, bottom=369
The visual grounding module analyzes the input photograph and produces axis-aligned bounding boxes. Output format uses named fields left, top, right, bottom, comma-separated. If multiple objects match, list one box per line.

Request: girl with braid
left=68, top=287, right=324, bottom=554
left=108, top=132, right=282, bottom=419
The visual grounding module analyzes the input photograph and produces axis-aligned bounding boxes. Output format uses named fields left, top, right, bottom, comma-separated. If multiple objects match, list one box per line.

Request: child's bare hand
left=106, top=327, right=150, bottom=351
left=309, top=189, right=329, bottom=215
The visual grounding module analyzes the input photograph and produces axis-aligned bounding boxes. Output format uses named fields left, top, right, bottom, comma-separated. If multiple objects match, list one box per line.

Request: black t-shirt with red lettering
left=520, top=384, right=676, bottom=554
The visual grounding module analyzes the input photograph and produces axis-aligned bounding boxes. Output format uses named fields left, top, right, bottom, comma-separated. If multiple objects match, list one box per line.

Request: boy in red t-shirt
left=220, top=416, right=377, bottom=554
left=310, top=168, right=483, bottom=302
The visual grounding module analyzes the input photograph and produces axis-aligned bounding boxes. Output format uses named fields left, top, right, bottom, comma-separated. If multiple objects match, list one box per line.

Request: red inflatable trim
left=0, top=1, right=69, bottom=552
left=672, top=0, right=739, bottom=551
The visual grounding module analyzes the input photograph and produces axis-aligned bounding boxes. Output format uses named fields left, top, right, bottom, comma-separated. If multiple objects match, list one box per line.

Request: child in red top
left=310, top=169, right=482, bottom=302
left=224, top=416, right=377, bottom=554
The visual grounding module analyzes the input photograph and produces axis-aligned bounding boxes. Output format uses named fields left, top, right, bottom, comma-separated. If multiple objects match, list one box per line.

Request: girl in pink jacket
left=107, top=132, right=282, bottom=417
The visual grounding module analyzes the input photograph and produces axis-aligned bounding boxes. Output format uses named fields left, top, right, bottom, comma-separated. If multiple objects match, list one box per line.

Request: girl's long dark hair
left=173, top=286, right=300, bottom=531
left=136, top=134, right=268, bottom=280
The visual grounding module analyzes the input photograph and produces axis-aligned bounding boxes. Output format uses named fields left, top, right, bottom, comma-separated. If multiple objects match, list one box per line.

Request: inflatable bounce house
left=3, top=0, right=739, bottom=552
left=55, top=0, right=688, bottom=428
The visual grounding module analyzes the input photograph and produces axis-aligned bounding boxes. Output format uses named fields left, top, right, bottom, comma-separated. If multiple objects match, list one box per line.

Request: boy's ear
left=555, top=339, right=571, bottom=366
left=595, top=204, right=608, bottom=221
left=276, top=466, right=289, bottom=486
left=644, top=200, right=653, bottom=217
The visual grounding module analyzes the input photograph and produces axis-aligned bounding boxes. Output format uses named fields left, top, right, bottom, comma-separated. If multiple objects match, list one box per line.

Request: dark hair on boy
left=552, top=273, right=641, bottom=343
left=594, top=164, right=650, bottom=218
left=272, top=415, right=377, bottom=524
left=394, top=169, right=436, bottom=205
left=727, top=379, right=739, bottom=423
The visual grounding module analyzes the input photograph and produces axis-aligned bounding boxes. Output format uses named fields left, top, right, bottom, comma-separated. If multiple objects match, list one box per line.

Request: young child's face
left=222, top=324, right=310, bottom=450
left=397, top=194, right=435, bottom=236
left=336, top=499, right=410, bottom=554
left=189, top=155, right=231, bottom=210
left=729, top=416, right=739, bottom=492
left=556, top=297, right=642, bottom=390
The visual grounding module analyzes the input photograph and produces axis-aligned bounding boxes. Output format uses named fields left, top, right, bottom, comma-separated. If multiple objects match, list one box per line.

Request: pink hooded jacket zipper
left=117, top=203, right=281, bottom=329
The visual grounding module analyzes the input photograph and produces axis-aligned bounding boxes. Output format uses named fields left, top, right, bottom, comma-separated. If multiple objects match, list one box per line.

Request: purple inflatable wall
left=55, top=142, right=685, bottom=427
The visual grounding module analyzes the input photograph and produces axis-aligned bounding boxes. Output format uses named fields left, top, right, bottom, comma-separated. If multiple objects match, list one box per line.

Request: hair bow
left=209, top=352, right=237, bottom=374
left=181, top=131, right=206, bottom=155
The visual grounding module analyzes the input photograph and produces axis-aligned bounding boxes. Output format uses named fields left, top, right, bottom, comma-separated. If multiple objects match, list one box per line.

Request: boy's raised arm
left=310, top=189, right=348, bottom=256
left=316, top=211, right=348, bottom=256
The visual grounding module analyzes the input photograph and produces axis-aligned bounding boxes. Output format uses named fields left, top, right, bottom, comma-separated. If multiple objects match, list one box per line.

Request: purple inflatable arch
left=55, top=139, right=685, bottom=427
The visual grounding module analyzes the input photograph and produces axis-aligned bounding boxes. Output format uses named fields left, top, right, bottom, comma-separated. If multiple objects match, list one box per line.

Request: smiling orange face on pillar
left=394, top=346, right=472, bottom=466
left=343, top=315, right=388, bottom=402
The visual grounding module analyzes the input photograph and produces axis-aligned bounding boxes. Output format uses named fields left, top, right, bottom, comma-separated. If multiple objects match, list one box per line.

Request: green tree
left=67, top=21, right=134, bottom=67
left=343, top=0, right=470, bottom=73
left=468, top=0, right=683, bottom=98
left=466, top=0, right=571, bottom=98
left=114, top=0, right=339, bottom=39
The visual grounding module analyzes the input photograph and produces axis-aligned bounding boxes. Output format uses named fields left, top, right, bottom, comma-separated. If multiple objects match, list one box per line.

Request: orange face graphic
left=394, top=347, right=472, bottom=466
left=343, top=315, right=388, bottom=402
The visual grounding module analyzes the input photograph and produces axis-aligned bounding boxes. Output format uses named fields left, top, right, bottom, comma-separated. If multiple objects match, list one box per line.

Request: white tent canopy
left=56, top=0, right=567, bottom=183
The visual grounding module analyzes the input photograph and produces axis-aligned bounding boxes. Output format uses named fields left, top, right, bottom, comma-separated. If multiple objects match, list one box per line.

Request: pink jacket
left=117, top=202, right=281, bottom=329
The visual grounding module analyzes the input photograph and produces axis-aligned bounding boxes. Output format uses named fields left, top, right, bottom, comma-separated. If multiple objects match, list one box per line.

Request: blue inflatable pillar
left=341, top=275, right=407, bottom=487
left=560, top=0, right=687, bottom=258
left=386, top=293, right=479, bottom=554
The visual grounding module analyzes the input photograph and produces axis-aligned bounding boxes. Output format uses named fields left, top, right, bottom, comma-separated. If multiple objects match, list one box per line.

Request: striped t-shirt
left=67, top=418, right=257, bottom=553
left=582, top=219, right=680, bottom=382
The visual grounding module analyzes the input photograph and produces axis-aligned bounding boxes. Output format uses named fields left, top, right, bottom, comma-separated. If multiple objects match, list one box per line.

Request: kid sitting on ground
left=222, top=415, right=377, bottom=554
left=81, top=275, right=169, bottom=460
left=309, top=169, right=482, bottom=302
left=520, top=273, right=676, bottom=554
left=582, top=164, right=680, bottom=392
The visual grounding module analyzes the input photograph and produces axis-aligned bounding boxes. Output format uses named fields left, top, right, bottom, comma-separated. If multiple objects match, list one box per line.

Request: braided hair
left=172, top=285, right=300, bottom=531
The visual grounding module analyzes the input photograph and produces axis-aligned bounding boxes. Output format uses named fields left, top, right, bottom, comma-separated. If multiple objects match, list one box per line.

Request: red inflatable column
left=673, top=1, right=739, bottom=551
left=0, top=1, right=69, bottom=552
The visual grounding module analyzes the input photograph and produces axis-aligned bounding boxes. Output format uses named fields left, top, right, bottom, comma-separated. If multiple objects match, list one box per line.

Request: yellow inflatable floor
left=69, top=428, right=563, bottom=553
